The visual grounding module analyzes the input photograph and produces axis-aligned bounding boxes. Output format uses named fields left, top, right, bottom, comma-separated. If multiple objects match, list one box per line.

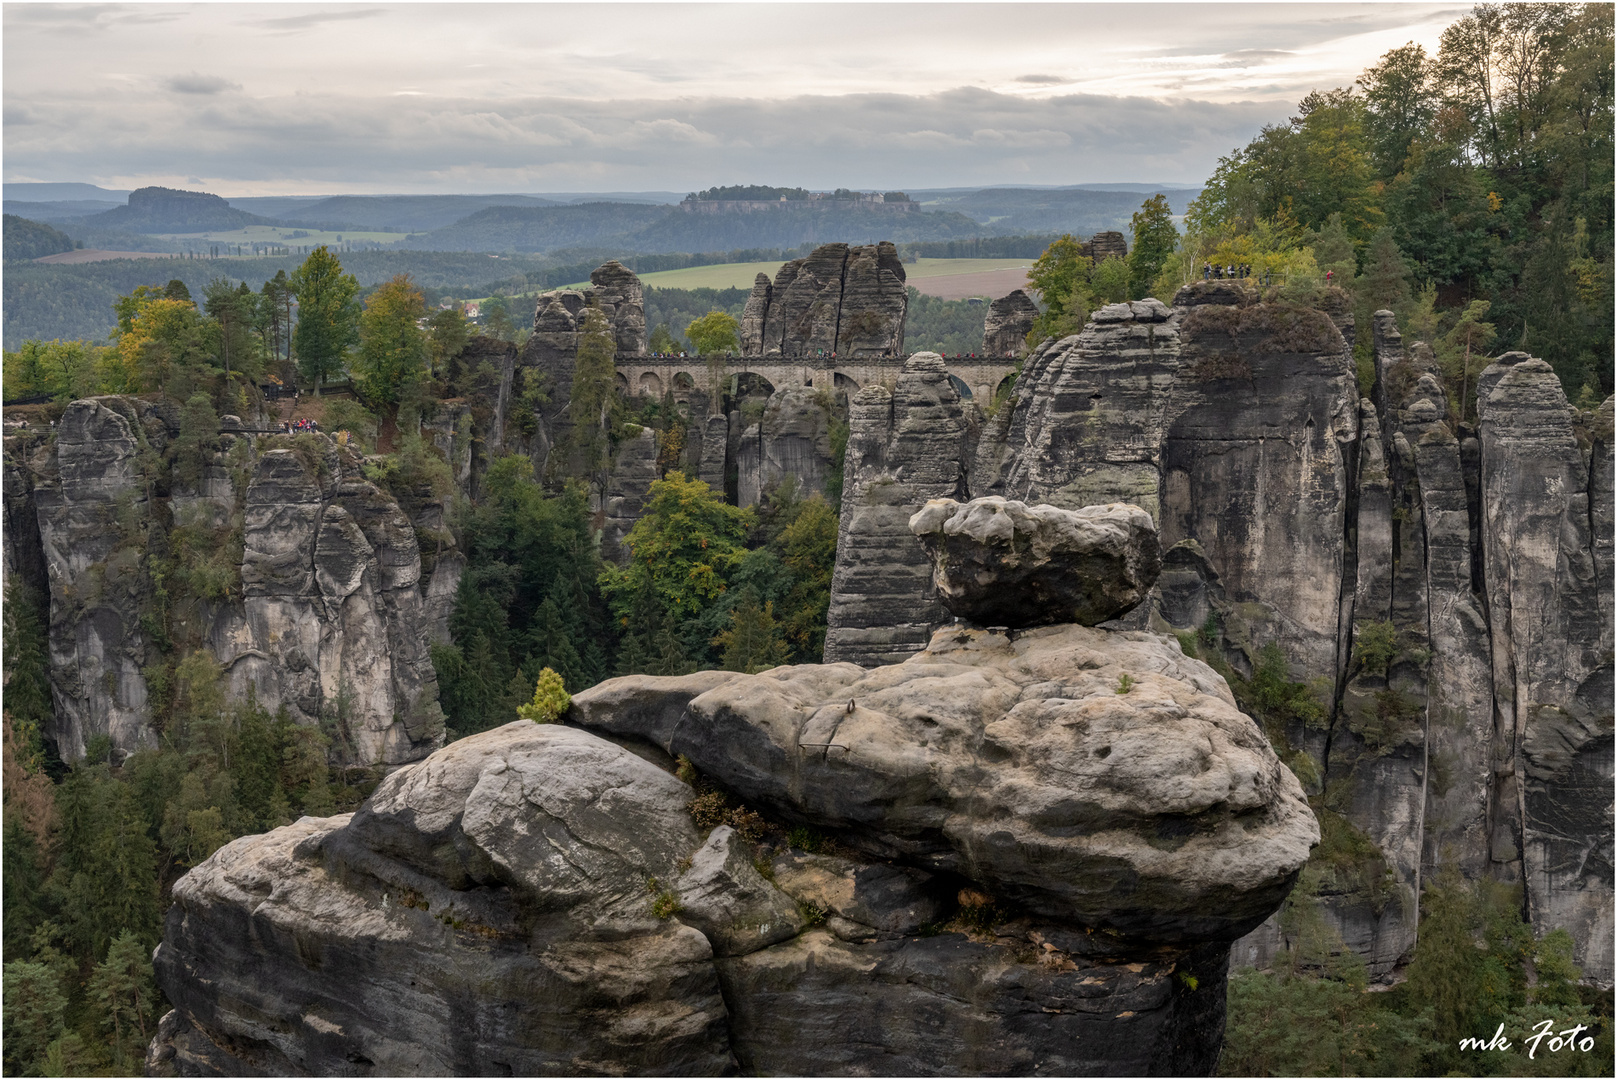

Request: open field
left=912, top=264, right=1034, bottom=300
left=564, top=257, right=1033, bottom=296
left=152, top=225, right=409, bottom=248
left=34, top=249, right=178, bottom=265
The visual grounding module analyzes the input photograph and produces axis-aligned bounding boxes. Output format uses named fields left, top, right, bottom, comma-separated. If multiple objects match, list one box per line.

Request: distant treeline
left=5, top=243, right=1012, bottom=348
left=688, top=185, right=811, bottom=202
left=897, top=235, right=1065, bottom=260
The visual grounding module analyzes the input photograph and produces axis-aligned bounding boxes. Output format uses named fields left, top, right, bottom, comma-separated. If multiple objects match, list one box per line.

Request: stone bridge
left=615, top=354, right=1020, bottom=405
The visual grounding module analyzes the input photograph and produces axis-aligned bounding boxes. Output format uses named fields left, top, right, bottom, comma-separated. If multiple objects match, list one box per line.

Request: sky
left=2, top=1, right=1466, bottom=197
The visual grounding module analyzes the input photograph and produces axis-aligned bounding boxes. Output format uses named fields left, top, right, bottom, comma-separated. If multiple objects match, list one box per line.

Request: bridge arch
left=834, top=371, right=861, bottom=394
left=638, top=371, right=663, bottom=397
left=994, top=373, right=1018, bottom=401
left=614, top=372, right=630, bottom=394
left=671, top=371, right=696, bottom=401
left=732, top=371, right=776, bottom=399
left=948, top=374, right=973, bottom=400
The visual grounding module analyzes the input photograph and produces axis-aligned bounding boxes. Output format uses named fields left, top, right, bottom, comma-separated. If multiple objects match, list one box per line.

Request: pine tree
left=529, top=597, right=585, bottom=690
left=88, top=929, right=159, bottom=1065
left=1, top=959, right=67, bottom=1074
left=653, top=623, right=698, bottom=677
left=714, top=590, right=791, bottom=674
left=1127, top=194, right=1179, bottom=300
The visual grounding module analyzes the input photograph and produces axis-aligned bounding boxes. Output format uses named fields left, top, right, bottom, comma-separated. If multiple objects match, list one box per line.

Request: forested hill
left=406, top=201, right=994, bottom=253
left=2, top=215, right=75, bottom=262
left=83, top=187, right=271, bottom=233
left=1164, top=4, right=1613, bottom=400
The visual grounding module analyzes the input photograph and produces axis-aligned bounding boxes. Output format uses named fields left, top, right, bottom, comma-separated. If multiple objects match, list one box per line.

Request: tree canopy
left=354, top=274, right=429, bottom=407
left=684, top=309, right=740, bottom=355
left=289, top=246, right=360, bottom=390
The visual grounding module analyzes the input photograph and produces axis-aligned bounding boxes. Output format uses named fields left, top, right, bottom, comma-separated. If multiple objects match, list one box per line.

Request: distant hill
left=3, top=215, right=76, bottom=261
left=83, top=187, right=271, bottom=234
left=251, top=193, right=561, bottom=232
left=407, top=203, right=673, bottom=252
left=2, top=182, right=131, bottom=203
left=412, top=200, right=996, bottom=254
left=916, top=187, right=1202, bottom=235
left=2, top=199, right=125, bottom=222
left=621, top=203, right=987, bottom=253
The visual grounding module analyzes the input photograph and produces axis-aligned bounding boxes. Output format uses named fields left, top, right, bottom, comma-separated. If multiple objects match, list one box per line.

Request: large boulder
left=152, top=723, right=733, bottom=1076
left=153, top=622, right=1317, bottom=1075
left=909, top=497, right=1161, bottom=628
left=574, top=621, right=1318, bottom=943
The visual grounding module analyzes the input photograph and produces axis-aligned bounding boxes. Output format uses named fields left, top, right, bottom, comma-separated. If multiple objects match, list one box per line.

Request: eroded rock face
left=153, top=623, right=1313, bottom=1075
left=755, top=242, right=907, bottom=358
left=982, top=289, right=1038, bottom=357
left=1478, top=353, right=1614, bottom=983
left=518, top=263, right=649, bottom=476
left=825, top=353, right=976, bottom=666
left=30, top=397, right=169, bottom=758
left=735, top=385, right=837, bottom=508
left=826, top=283, right=1612, bottom=984
left=221, top=450, right=445, bottom=765
left=577, top=623, right=1317, bottom=942
left=12, top=399, right=447, bottom=767
left=910, top=497, right=1161, bottom=627
left=599, top=426, right=659, bottom=565
left=590, top=260, right=648, bottom=357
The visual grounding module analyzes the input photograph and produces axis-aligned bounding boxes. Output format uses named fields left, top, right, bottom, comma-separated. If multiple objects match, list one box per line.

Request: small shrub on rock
left=515, top=667, right=570, bottom=723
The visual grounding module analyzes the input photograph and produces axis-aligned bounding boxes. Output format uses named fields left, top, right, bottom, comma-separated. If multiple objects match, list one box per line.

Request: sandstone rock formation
left=151, top=612, right=1316, bottom=1075
left=824, top=353, right=975, bottom=665
left=516, top=263, right=649, bottom=477
left=588, top=260, right=648, bottom=357
left=982, top=288, right=1038, bottom=356
left=1477, top=352, right=1613, bottom=981
left=910, top=497, right=1160, bottom=627
left=823, top=284, right=1614, bottom=983
left=1085, top=230, right=1128, bottom=263
left=8, top=397, right=448, bottom=766
left=734, top=385, right=837, bottom=507
left=754, top=242, right=907, bottom=358
left=739, top=272, right=772, bottom=354
left=225, top=449, right=446, bottom=765
left=599, top=425, right=659, bottom=565
left=151, top=724, right=731, bottom=1076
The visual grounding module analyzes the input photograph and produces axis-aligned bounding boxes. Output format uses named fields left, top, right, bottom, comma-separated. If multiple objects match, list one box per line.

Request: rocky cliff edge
left=150, top=594, right=1316, bottom=1076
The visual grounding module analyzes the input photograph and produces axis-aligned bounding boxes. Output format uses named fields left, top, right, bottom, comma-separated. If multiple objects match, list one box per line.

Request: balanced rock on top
left=909, top=496, right=1161, bottom=628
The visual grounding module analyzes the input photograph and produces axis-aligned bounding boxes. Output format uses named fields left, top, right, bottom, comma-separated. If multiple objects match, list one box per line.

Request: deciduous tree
left=354, top=274, right=429, bottom=408
left=289, top=246, right=359, bottom=392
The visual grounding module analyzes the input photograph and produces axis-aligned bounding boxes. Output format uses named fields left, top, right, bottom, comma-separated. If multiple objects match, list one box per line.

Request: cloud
left=0, top=84, right=1274, bottom=193
left=166, top=74, right=239, bottom=96
left=2, top=2, right=1462, bottom=193
left=247, top=8, right=386, bottom=34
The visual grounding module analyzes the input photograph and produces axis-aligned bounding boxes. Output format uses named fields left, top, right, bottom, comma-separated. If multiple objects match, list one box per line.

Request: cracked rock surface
left=151, top=621, right=1314, bottom=1075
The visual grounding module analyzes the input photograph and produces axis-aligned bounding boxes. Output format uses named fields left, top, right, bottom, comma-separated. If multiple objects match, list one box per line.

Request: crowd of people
left=1202, top=263, right=1281, bottom=287
left=284, top=417, right=320, bottom=433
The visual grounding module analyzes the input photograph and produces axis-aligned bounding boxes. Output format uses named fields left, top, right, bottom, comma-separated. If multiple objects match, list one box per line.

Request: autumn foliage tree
left=354, top=274, right=429, bottom=408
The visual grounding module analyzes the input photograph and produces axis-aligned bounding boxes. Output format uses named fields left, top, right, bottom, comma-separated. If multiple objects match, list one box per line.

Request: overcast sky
left=3, top=1, right=1464, bottom=197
